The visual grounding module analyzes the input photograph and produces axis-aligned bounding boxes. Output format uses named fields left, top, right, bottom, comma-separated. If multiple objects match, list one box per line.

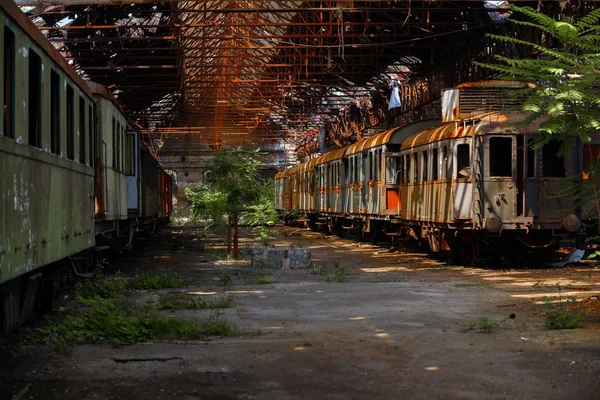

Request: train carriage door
left=483, top=136, right=516, bottom=223
left=382, top=152, right=402, bottom=215
left=452, top=141, right=473, bottom=221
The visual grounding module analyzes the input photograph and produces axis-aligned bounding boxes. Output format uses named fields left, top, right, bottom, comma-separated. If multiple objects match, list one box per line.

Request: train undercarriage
left=290, top=212, right=588, bottom=268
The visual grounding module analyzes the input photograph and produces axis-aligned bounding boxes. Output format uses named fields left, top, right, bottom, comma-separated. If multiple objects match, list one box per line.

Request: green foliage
left=74, top=274, right=131, bottom=299
left=185, top=185, right=228, bottom=227
left=254, top=274, right=275, bottom=284
left=186, top=148, right=268, bottom=226
left=474, top=5, right=600, bottom=150
left=244, top=180, right=279, bottom=227
left=313, top=262, right=346, bottom=283
left=158, top=292, right=233, bottom=310
left=128, top=273, right=189, bottom=291
left=74, top=273, right=192, bottom=300
left=29, top=298, right=244, bottom=353
left=461, top=317, right=494, bottom=334
left=541, top=291, right=583, bottom=330
left=217, top=270, right=233, bottom=288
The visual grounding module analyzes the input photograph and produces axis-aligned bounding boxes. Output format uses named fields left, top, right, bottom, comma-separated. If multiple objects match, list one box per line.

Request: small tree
left=474, top=5, right=600, bottom=223
left=186, top=148, right=276, bottom=258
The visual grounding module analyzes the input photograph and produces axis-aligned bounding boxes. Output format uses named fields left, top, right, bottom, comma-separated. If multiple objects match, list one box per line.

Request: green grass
left=254, top=275, right=275, bottom=284
left=74, top=272, right=195, bottom=300
left=323, top=264, right=346, bottom=283
left=128, top=273, right=189, bottom=290
left=29, top=298, right=245, bottom=353
left=310, top=262, right=346, bottom=283
left=461, top=317, right=494, bottom=333
left=158, top=292, right=233, bottom=310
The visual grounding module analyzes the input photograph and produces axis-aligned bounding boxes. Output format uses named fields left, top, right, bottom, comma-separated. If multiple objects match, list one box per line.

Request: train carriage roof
left=400, top=112, right=546, bottom=150
left=346, top=119, right=441, bottom=156
left=1, top=2, right=93, bottom=99
left=315, top=146, right=349, bottom=165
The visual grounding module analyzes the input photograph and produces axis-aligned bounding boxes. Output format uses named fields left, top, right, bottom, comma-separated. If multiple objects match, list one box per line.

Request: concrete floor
left=1, top=226, right=599, bottom=400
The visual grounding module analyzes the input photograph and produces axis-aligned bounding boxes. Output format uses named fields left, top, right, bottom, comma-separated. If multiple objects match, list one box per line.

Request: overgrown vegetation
left=254, top=274, right=275, bottom=285
left=534, top=282, right=583, bottom=330
left=311, top=262, right=346, bottom=283
left=26, top=273, right=248, bottom=353
left=29, top=299, right=241, bottom=353
left=461, top=317, right=494, bottom=334
left=185, top=148, right=279, bottom=258
left=128, top=273, right=189, bottom=291
left=158, top=292, right=233, bottom=310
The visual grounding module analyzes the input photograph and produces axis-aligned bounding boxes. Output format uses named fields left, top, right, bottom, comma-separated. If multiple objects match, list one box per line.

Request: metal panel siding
left=94, top=97, right=128, bottom=221
left=0, top=138, right=94, bottom=285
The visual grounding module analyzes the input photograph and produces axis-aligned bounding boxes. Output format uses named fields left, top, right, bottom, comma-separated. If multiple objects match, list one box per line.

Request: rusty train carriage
left=88, top=82, right=130, bottom=233
left=0, top=2, right=95, bottom=286
left=0, top=2, right=173, bottom=332
left=275, top=81, right=600, bottom=258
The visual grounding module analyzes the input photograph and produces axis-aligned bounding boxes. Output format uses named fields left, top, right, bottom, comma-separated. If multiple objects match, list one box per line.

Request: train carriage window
left=583, top=144, right=600, bottom=179
left=385, top=156, right=396, bottom=184
left=363, top=153, right=369, bottom=182
left=66, top=85, right=74, bottom=159
left=50, top=71, right=60, bottom=154
left=456, top=143, right=470, bottom=178
left=3, top=27, right=15, bottom=139
left=117, top=122, right=122, bottom=171
left=414, top=153, right=419, bottom=182
left=526, top=139, right=535, bottom=178
left=28, top=51, right=42, bottom=148
left=432, top=148, right=439, bottom=181
left=121, top=126, right=125, bottom=171
left=422, top=151, right=428, bottom=182
left=79, top=96, right=86, bottom=164
left=406, top=154, right=411, bottom=183
left=442, top=146, right=448, bottom=180
left=88, top=105, right=94, bottom=167
left=542, top=141, right=565, bottom=177
left=112, top=118, right=117, bottom=168
left=489, top=137, right=512, bottom=177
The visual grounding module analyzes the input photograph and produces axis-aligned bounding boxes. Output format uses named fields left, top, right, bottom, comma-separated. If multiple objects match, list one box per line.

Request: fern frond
left=511, top=5, right=561, bottom=32
left=575, top=8, right=600, bottom=29
left=484, top=33, right=573, bottom=64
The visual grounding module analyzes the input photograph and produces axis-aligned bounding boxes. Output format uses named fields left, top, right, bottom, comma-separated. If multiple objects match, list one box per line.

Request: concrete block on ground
left=251, top=247, right=311, bottom=269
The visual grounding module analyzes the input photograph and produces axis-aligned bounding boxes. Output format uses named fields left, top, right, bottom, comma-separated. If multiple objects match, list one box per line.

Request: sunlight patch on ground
left=187, top=291, right=218, bottom=296
left=360, top=266, right=408, bottom=273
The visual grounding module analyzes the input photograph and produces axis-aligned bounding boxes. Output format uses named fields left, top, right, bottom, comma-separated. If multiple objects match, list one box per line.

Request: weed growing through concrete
left=74, top=274, right=131, bottom=299
left=461, top=317, right=494, bottom=333
left=29, top=297, right=245, bottom=353
left=158, top=292, right=233, bottom=310
left=310, top=262, right=346, bottom=283
left=542, top=295, right=582, bottom=330
left=254, top=275, right=275, bottom=284
left=324, top=263, right=346, bottom=283
left=128, top=273, right=190, bottom=291
left=532, top=282, right=583, bottom=330
left=218, top=271, right=233, bottom=288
